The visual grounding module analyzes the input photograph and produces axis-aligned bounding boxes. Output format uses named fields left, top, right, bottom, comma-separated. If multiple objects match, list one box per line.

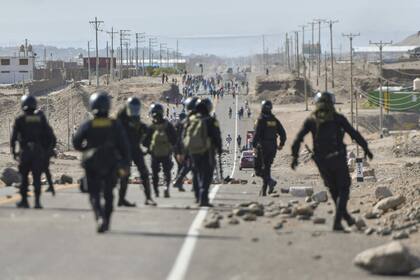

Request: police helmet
left=184, top=96, right=199, bottom=112
left=89, top=91, right=110, bottom=117
left=314, top=91, right=336, bottom=105
left=261, top=100, right=273, bottom=114
left=126, top=97, right=141, bottom=117
left=149, top=103, right=164, bottom=118
left=179, top=112, right=187, bottom=120
left=21, top=94, right=37, bottom=112
left=196, top=98, right=213, bottom=114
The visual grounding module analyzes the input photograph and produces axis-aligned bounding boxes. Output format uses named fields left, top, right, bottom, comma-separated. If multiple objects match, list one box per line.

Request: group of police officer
left=252, top=92, right=373, bottom=232
left=11, top=89, right=372, bottom=233
left=10, top=91, right=223, bottom=233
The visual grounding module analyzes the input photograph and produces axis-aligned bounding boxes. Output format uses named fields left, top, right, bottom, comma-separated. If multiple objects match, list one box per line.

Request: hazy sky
left=1, top=0, right=420, bottom=56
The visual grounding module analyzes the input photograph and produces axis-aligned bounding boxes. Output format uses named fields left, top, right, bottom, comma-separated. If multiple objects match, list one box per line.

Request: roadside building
left=0, top=56, right=35, bottom=84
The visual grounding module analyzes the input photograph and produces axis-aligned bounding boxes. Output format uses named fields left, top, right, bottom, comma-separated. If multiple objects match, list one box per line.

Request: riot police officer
left=11, top=95, right=55, bottom=209
left=173, top=111, right=187, bottom=192
left=173, top=97, right=199, bottom=195
left=291, top=92, right=373, bottom=231
left=144, top=103, right=177, bottom=198
left=116, top=97, right=156, bottom=206
left=73, top=92, right=130, bottom=233
left=184, top=98, right=222, bottom=207
left=252, top=100, right=287, bottom=196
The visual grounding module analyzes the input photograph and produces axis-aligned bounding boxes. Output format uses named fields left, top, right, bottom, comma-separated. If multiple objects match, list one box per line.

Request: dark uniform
left=173, top=112, right=189, bottom=192
left=116, top=104, right=155, bottom=206
left=185, top=98, right=222, bottom=206
left=252, top=100, right=286, bottom=196
left=144, top=104, right=177, bottom=198
left=73, top=92, right=130, bottom=233
left=11, top=95, right=55, bottom=209
left=291, top=92, right=373, bottom=231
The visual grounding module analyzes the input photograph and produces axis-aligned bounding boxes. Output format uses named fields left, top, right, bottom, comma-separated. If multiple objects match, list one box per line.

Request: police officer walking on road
left=144, top=103, right=177, bottom=198
left=116, top=97, right=156, bottom=206
left=11, top=95, right=56, bottom=209
left=252, top=100, right=287, bottom=196
left=173, top=97, right=199, bottom=195
left=173, top=111, right=187, bottom=192
left=183, top=98, right=222, bottom=207
left=73, top=92, right=130, bottom=233
left=291, top=92, right=373, bottom=232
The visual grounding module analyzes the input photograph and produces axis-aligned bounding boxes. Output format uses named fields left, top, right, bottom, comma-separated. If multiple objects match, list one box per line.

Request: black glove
left=291, top=157, right=299, bottom=170
left=364, top=149, right=373, bottom=160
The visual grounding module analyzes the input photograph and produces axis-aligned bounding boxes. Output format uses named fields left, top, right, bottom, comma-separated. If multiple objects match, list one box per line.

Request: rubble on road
left=374, top=186, right=393, bottom=200
left=311, top=191, right=328, bottom=203
left=56, top=153, right=77, bottom=160
left=289, top=186, right=314, bottom=197
left=59, top=174, right=73, bottom=184
left=354, top=241, right=420, bottom=275
left=204, top=218, right=220, bottom=229
left=373, top=195, right=406, bottom=213
left=1, top=167, right=21, bottom=186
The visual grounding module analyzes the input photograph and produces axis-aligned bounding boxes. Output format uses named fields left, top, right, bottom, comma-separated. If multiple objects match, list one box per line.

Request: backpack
left=183, top=114, right=211, bottom=155
left=150, top=122, right=172, bottom=157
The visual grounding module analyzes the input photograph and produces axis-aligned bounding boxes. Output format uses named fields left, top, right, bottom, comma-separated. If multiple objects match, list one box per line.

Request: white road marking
left=166, top=94, right=240, bottom=280
left=166, top=185, right=220, bottom=280
left=230, top=94, right=239, bottom=178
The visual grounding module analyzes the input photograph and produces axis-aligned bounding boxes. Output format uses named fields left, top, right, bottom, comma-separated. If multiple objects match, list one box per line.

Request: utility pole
left=119, top=29, right=130, bottom=80
left=327, top=20, right=339, bottom=88
left=285, top=33, right=290, bottom=71
left=176, top=40, right=179, bottom=72
left=294, top=31, right=300, bottom=77
left=343, top=33, right=360, bottom=128
left=370, top=40, right=393, bottom=138
left=135, top=33, right=146, bottom=76
left=324, top=52, right=328, bottom=92
left=309, top=21, right=315, bottom=74
left=160, top=43, right=167, bottom=68
left=107, top=27, right=118, bottom=81
left=89, top=17, right=104, bottom=87
left=262, top=35, right=266, bottom=71
left=148, top=37, right=158, bottom=72
left=313, top=19, right=325, bottom=87
left=87, top=41, right=91, bottom=85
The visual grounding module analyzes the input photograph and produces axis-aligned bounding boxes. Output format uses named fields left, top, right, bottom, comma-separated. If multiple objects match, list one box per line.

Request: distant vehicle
left=245, top=130, right=255, bottom=150
left=239, top=150, right=255, bottom=170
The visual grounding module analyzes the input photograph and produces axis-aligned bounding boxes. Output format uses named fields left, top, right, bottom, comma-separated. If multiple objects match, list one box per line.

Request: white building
left=0, top=56, right=35, bottom=84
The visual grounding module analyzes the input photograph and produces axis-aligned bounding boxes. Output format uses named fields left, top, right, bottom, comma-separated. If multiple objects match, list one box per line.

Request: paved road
left=0, top=92, right=418, bottom=280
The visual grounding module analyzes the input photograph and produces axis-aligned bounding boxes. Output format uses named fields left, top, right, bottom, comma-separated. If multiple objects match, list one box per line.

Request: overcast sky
left=1, top=0, right=419, bottom=56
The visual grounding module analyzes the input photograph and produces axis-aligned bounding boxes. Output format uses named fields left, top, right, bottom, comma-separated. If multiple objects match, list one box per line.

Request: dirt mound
left=392, top=133, right=420, bottom=157
left=358, top=113, right=419, bottom=133
left=0, top=76, right=176, bottom=149
left=253, top=76, right=311, bottom=105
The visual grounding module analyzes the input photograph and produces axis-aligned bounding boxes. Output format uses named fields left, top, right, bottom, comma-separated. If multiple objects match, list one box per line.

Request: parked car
left=239, top=150, right=255, bottom=170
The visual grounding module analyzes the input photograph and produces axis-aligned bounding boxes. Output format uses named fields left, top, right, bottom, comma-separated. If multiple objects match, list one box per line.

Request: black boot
left=154, top=186, right=160, bottom=197
left=16, top=197, right=29, bottom=209
left=343, top=213, right=356, bottom=227
left=164, top=188, right=170, bottom=198
left=260, top=185, right=267, bottom=197
left=145, top=198, right=157, bottom=206
left=268, top=178, right=277, bottom=194
left=118, top=199, right=136, bottom=207
left=34, top=196, right=43, bottom=209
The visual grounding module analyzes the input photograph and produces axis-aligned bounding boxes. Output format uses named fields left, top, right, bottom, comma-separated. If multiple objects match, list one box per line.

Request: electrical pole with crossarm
left=327, top=20, right=339, bottom=88
left=107, top=28, right=118, bottom=81
left=89, top=17, right=104, bottom=87
left=343, top=33, right=360, bottom=128
left=369, top=40, right=393, bottom=138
